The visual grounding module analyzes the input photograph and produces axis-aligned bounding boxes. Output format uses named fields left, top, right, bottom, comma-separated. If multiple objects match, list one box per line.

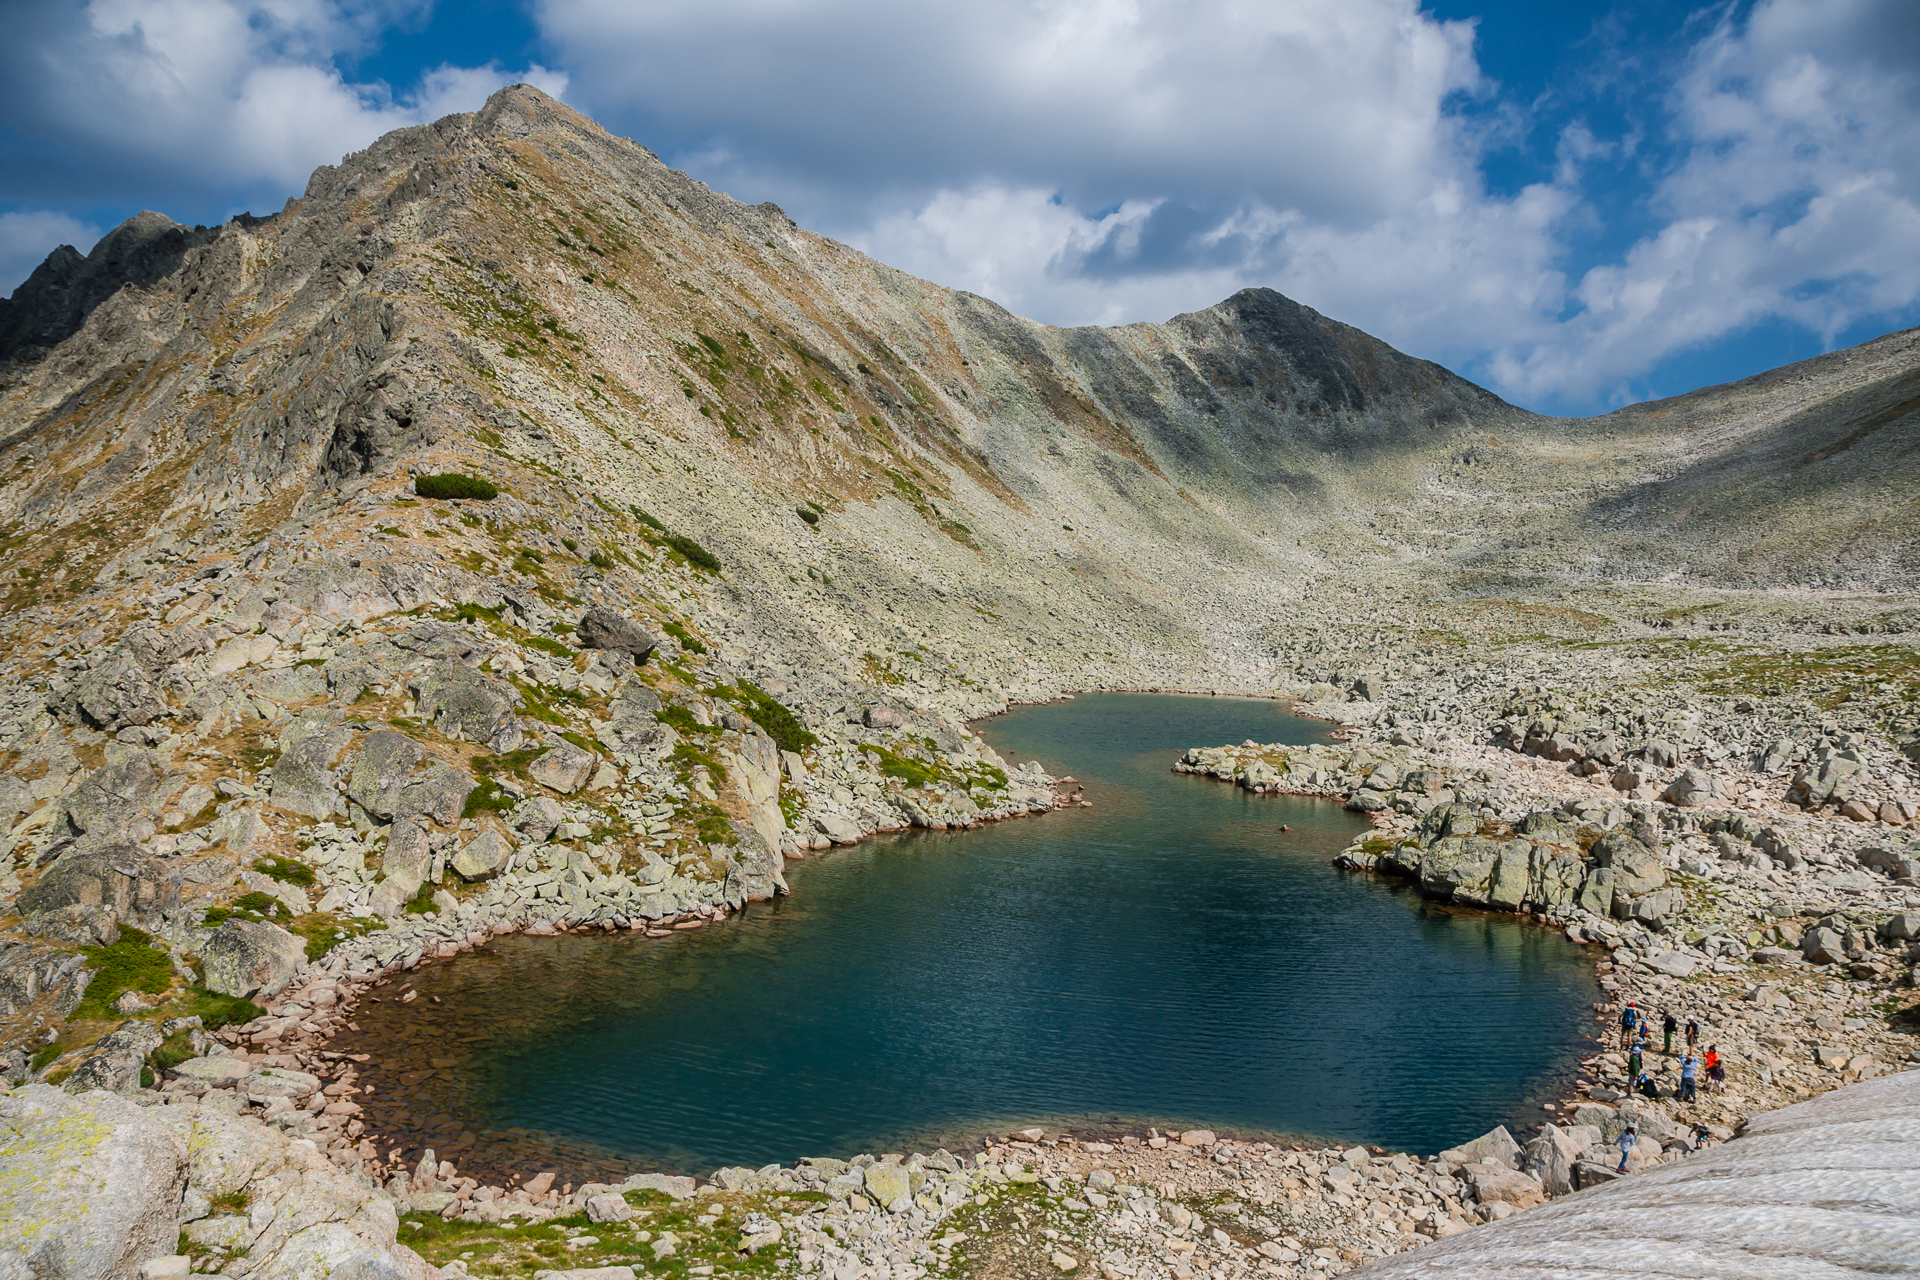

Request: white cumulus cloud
left=0, top=0, right=566, bottom=209
left=543, top=0, right=1920, bottom=410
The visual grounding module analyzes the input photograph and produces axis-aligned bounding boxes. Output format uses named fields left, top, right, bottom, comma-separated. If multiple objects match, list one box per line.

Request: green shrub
left=796, top=507, right=819, bottom=525
left=663, top=534, right=721, bottom=574
left=462, top=777, right=517, bottom=819
left=588, top=551, right=614, bottom=570
left=862, top=743, right=938, bottom=788
left=287, top=911, right=383, bottom=962
left=149, top=1030, right=196, bottom=1072
left=670, top=743, right=728, bottom=785
left=70, top=927, right=174, bottom=1021
left=656, top=703, right=703, bottom=736
left=175, top=987, right=262, bottom=1030
left=630, top=505, right=666, bottom=532
left=253, top=856, right=315, bottom=889
left=404, top=881, right=438, bottom=915
left=718, top=681, right=817, bottom=754
left=414, top=473, right=499, bottom=500
left=660, top=619, right=707, bottom=655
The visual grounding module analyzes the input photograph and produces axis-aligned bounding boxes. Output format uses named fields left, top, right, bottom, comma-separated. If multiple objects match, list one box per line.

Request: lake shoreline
left=215, top=695, right=1598, bottom=1191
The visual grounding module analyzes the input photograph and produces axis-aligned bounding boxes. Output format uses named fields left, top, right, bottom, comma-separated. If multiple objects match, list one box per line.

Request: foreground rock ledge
left=1351, top=1068, right=1920, bottom=1280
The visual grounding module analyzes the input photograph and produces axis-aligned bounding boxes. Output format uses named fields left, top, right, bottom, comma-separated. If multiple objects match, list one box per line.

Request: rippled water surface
left=338, top=694, right=1597, bottom=1175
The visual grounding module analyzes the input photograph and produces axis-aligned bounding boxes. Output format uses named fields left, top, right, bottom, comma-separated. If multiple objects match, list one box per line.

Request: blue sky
left=2, top=0, right=1917, bottom=417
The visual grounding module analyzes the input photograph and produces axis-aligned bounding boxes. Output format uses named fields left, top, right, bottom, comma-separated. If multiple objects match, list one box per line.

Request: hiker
left=1686, top=1014, right=1700, bottom=1050
left=1620, top=1001, right=1640, bottom=1048
left=1628, top=1037, right=1643, bottom=1081
left=1680, top=1051, right=1699, bottom=1102
left=1705, top=1045, right=1724, bottom=1092
left=1616, top=1122, right=1638, bottom=1173
left=1662, top=1010, right=1678, bottom=1055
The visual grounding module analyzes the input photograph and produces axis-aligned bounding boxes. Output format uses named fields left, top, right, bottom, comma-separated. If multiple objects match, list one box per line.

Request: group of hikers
left=1612, top=1000, right=1723, bottom=1172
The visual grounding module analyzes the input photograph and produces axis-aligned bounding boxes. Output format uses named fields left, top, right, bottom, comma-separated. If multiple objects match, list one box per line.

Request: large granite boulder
left=1439, top=1126, right=1522, bottom=1170
left=270, top=714, right=356, bottom=820
left=62, top=753, right=174, bottom=842
left=17, top=845, right=177, bottom=923
left=576, top=608, right=658, bottom=661
left=345, top=731, right=474, bottom=824
left=65, top=654, right=170, bottom=731
left=1520, top=1123, right=1588, bottom=1197
left=0, top=1084, right=189, bottom=1280
left=345, top=730, right=423, bottom=821
left=1418, top=837, right=1501, bottom=903
left=1525, top=846, right=1587, bottom=912
left=528, top=738, right=596, bottom=794
left=0, top=944, right=93, bottom=1020
left=201, top=919, right=305, bottom=999
left=22, top=903, right=121, bottom=946
left=451, top=830, right=513, bottom=882
left=407, top=662, right=522, bottom=751
left=146, top=1082, right=432, bottom=1277
left=1590, top=831, right=1666, bottom=897
left=65, top=1021, right=167, bottom=1095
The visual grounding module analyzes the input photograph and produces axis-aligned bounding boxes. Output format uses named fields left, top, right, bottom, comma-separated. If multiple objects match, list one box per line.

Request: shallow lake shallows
left=339, top=694, right=1597, bottom=1174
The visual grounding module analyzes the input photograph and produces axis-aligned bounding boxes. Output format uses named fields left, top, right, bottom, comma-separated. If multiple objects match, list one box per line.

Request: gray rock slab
left=1352, top=1069, right=1920, bottom=1280
left=451, top=829, right=513, bottom=882
left=528, top=739, right=595, bottom=794
left=0, top=1084, right=188, bottom=1280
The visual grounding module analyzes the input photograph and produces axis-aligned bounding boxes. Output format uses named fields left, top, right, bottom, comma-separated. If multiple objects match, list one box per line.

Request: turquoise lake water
left=342, top=693, right=1598, bottom=1176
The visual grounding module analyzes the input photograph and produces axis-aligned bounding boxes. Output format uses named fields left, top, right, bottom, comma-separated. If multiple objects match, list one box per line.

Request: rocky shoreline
left=11, top=619, right=1920, bottom=1280
left=21, top=675, right=1919, bottom=1280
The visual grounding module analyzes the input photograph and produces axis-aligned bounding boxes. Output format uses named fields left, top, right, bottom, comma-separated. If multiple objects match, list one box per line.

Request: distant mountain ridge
left=0, top=81, right=1914, bottom=681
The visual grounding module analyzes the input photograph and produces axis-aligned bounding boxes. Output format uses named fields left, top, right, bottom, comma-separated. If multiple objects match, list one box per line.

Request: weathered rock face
left=16, top=844, right=177, bottom=924
left=271, top=715, right=356, bottom=819
left=407, top=663, right=522, bottom=751
left=345, top=731, right=475, bottom=824
left=1351, top=1069, right=1920, bottom=1280
left=1437, top=1127, right=1522, bottom=1170
left=576, top=608, right=658, bottom=662
left=65, top=1020, right=166, bottom=1095
left=0, top=1084, right=189, bottom=1280
left=527, top=739, right=596, bottom=794
left=451, top=829, right=513, bottom=882
left=201, top=919, right=306, bottom=999
left=61, top=754, right=175, bottom=844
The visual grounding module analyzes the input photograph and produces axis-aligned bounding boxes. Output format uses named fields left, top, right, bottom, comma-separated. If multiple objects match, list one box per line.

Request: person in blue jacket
left=1616, top=1122, right=1638, bottom=1173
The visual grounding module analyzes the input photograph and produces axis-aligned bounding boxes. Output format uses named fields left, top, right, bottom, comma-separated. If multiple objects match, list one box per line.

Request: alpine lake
left=332, top=694, right=1599, bottom=1183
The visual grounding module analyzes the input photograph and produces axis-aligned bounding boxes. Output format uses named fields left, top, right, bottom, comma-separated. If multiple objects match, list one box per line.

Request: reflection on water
left=334, top=694, right=1597, bottom=1180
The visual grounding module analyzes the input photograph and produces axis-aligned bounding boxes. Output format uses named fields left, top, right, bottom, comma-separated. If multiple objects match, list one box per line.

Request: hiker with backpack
left=1620, top=1001, right=1641, bottom=1049
left=1662, top=1010, right=1678, bottom=1055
